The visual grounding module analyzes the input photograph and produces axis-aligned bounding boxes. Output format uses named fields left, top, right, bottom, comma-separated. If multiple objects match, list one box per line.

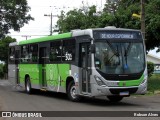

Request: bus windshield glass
left=94, top=41, right=145, bottom=74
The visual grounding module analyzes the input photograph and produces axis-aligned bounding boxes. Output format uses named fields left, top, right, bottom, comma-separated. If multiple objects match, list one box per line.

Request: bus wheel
left=67, top=81, right=81, bottom=102
left=107, top=96, right=123, bottom=102
left=25, top=77, right=32, bottom=94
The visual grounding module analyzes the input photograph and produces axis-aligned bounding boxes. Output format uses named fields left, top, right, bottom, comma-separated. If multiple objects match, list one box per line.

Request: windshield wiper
left=106, top=41, right=119, bottom=56
left=124, top=43, right=132, bottom=56
left=124, top=43, right=132, bottom=69
left=106, top=41, right=120, bottom=65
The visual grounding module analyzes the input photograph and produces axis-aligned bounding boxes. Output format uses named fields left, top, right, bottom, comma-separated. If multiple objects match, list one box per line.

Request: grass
left=148, top=74, right=160, bottom=94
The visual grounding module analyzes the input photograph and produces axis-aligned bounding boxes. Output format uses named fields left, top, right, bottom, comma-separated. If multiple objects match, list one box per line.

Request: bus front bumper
left=91, top=82, right=147, bottom=97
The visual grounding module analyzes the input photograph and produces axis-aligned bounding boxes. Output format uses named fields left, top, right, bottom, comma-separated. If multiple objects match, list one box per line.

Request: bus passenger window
left=50, top=41, right=62, bottom=62
left=62, top=39, right=75, bottom=61
left=21, top=45, right=30, bottom=63
left=30, top=44, right=38, bottom=63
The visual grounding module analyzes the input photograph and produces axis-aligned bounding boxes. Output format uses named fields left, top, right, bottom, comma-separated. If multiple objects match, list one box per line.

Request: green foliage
left=57, top=5, right=100, bottom=33
left=56, top=0, right=160, bottom=51
left=145, top=0, right=160, bottom=51
left=0, top=64, right=4, bottom=79
left=0, top=37, right=16, bottom=74
left=105, top=0, right=160, bottom=51
left=148, top=74, right=160, bottom=93
left=0, top=0, right=34, bottom=38
left=147, top=61, right=154, bottom=77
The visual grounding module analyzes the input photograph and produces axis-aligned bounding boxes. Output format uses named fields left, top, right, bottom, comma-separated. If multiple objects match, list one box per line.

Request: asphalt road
left=0, top=80, right=160, bottom=120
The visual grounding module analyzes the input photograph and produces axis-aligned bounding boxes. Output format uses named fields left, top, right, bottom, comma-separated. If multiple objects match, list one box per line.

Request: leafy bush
left=148, top=74, right=160, bottom=93
left=147, top=61, right=154, bottom=77
left=0, top=64, right=4, bottom=79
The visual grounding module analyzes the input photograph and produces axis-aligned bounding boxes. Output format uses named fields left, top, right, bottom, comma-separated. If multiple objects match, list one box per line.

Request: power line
left=8, top=35, right=49, bottom=36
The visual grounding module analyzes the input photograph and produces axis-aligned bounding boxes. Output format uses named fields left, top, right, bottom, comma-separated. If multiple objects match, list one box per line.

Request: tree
left=57, top=5, right=100, bottom=33
left=147, top=61, right=154, bottom=77
left=103, top=0, right=121, bottom=15
left=0, top=36, right=16, bottom=64
left=56, top=0, right=160, bottom=52
left=0, top=36, right=16, bottom=76
left=0, top=63, right=4, bottom=79
left=0, top=0, right=34, bottom=38
left=145, top=0, right=160, bottom=51
left=102, top=0, right=160, bottom=51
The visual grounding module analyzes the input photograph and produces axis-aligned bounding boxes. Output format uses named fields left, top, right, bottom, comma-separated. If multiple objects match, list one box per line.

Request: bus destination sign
left=93, top=31, right=142, bottom=40
left=100, top=33, right=134, bottom=39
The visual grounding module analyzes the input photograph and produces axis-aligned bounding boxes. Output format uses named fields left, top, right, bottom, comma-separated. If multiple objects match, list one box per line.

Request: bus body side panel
left=71, top=65, right=81, bottom=95
left=45, top=64, right=59, bottom=91
left=46, top=64, right=70, bottom=93
left=19, top=64, right=40, bottom=89
left=8, top=64, right=17, bottom=85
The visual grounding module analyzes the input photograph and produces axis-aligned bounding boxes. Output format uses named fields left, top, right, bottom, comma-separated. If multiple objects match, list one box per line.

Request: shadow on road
left=16, top=89, right=144, bottom=107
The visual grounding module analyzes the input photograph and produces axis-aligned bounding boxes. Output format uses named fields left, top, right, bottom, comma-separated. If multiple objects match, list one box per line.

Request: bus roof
left=18, top=32, right=72, bottom=45
left=92, top=27, right=141, bottom=32
left=18, top=27, right=141, bottom=45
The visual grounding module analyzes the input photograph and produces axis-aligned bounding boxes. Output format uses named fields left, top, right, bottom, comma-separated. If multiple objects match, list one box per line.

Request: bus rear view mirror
left=91, top=44, right=95, bottom=53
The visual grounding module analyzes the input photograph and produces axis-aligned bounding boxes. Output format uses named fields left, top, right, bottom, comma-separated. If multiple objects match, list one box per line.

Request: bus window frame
left=62, top=39, right=76, bottom=62
left=49, top=38, right=76, bottom=64
left=29, top=44, right=39, bottom=64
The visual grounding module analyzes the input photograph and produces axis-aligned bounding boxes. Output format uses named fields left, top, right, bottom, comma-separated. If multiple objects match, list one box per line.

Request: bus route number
left=65, top=52, right=72, bottom=61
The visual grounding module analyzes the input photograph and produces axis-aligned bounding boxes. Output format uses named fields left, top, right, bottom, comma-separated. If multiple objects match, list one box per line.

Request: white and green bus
left=8, top=27, right=147, bottom=102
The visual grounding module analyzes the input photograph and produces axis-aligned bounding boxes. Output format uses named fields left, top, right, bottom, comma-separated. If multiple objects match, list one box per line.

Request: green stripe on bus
left=119, top=74, right=144, bottom=87
left=19, top=32, right=72, bottom=45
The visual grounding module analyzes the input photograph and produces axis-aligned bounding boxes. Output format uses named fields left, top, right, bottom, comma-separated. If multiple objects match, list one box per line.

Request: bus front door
left=80, top=43, right=91, bottom=94
left=39, top=47, right=47, bottom=88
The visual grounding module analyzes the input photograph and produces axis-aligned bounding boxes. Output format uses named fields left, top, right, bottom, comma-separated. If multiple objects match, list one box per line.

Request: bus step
left=40, top=88, right=47, bottom=91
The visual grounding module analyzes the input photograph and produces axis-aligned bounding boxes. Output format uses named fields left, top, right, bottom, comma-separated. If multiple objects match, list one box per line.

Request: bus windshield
left=94, top=41, right=145, bottom=74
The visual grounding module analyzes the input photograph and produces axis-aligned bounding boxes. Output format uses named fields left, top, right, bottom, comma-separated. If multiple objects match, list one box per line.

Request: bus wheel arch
left=25, top=74, right=32, bottom=94
left=66, top=77, right=81, bottom=102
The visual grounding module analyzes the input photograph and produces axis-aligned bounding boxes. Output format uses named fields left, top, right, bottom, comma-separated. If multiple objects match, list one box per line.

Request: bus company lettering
left=134, top=112, right=159, bottom=117
left=11, top=112, right=42, bottom=117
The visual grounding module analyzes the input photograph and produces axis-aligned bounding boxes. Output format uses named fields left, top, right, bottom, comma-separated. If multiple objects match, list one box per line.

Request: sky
left=7, top=0, right=160, bottom=58
left=8, top=0, right=105, bottom=41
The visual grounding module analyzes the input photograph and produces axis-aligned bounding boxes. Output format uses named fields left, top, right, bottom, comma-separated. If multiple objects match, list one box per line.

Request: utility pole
left=22, top=35, right=31, bottom=40
left=141, top=0, right=145, bottom=40
left=44, top=13, right=57, bottom=36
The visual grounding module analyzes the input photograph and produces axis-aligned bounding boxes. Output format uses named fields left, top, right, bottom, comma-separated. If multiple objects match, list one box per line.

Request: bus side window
left=9, top=47, right=15, bottom=64
left=21, top=45, right=30, bottom=63
left=50, top=41, right=62, bottom=62
left=62, top=39, right=75, bottom=61
left=30, top=44, right=38, bottom=63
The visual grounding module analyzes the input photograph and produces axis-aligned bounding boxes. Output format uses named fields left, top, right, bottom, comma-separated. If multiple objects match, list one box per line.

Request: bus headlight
left=94, top=76, right=106, bottom=87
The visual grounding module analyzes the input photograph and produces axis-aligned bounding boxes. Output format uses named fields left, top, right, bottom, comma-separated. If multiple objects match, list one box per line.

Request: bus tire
left=25, top=77, right=32, bottom=94
left=107, top=96, right=123, bottom=102
left=67, top=81, right=81, bottom=102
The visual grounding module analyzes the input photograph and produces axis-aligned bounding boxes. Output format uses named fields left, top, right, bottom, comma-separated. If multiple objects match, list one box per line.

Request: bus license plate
left=120, top=91, right=129, bottom=96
